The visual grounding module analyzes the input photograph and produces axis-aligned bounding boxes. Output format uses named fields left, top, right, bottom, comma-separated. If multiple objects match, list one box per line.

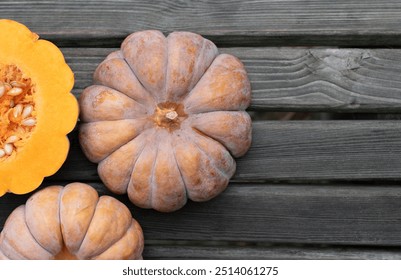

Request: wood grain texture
left=143, top=244, right=401, bottom=260
left=3, top=183, right=401, bottom=246
left=4, top=0, right=401, bottom=46
left=63, top=47, right=401, bottom=112
left=52, top=120, right=401, bottom=182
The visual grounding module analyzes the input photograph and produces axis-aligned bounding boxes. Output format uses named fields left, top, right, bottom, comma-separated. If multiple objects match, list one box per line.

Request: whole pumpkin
left=0, top=183, right=144, bottom=260
left=79, top=30, right=252, bottom=212
left=0, top=20, right=78, bottom=196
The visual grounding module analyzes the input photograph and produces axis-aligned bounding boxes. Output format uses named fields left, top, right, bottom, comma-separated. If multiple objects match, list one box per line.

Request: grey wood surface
left=3, top=183, right=401, bottom=246
left=2, top=0, right=401, bottom=260
left=52, top=120, right=401, bottom=182
left=64, top=47, right=401, bottom=112
left=4, top=0, right=401, bottom=47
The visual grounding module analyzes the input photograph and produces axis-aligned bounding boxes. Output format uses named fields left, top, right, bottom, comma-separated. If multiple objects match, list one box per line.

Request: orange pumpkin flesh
left=0, top=183, right=144, bottom=260
left=79, top=30, right=252, bottom=212
left=0, top=20, right=78, bottom=195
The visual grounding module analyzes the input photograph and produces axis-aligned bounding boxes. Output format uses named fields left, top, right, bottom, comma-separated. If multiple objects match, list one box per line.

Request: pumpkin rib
left=121, top=56, right=151, bottom=100
left=187, top=37, right=206, bottom=93
left=121, top=30, right=168, bottom=102
left=94, top=58, right=155, bottom=108
left=0, top=246, right=9, bottom=260
left=23, top=207, right=55, bottom=257
left=130, top=219, right=145, bottom=259
left=23, top=186, right=63, bottom=257
left=126, top=129, right=158, bottom=197
left=1, top=206, right=52, bottom=259
left=98, top=128, right=152, bottom=194
left=170, top=133, right=189, bottom=200
left=188, top=111, right=252, bottom=158
left=92, top=219, right=144, bottom=260
left=77, top=196, right=132, bottom=259
left=186, top=129, right=233, bottom=180
left=150, top=130, right=187, bottom=212
left=79, top=85, right=148, bottom=123
left=127, top=131, right=160, bottom=209
left=0, top=232, right=28, bottom=259
left=79, top=119, right=152, bottom=163
left=149, top=131, right=162, bottom=209
left=183, top=54, right=251, bottom=114
left=73, top=196, right=100, bottom=258
left=90, top=218, right=136, bottom=260
left=58, top=183, right=100, bottom=257
left=61, top=185, right=99, bottom=257
left=0, top=207, right=29, bottom=259
left=186, top=34, right=219, bottom=99
left=174, top=130, right=230, bottom=202
left=164, top=32, right=218, bottom=103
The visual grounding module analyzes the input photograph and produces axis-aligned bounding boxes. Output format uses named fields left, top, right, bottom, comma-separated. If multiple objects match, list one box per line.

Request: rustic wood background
left=2, top=0, right=401, bottom=259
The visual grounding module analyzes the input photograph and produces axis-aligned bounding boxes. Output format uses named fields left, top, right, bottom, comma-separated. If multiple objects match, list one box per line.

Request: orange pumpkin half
left=79, top=30, right=252, bottom=212
left=0, top=20, right=78, bottom=195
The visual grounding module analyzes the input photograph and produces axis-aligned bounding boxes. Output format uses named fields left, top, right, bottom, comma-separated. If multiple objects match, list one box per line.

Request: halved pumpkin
left=0, top=19, right=78, bottom=195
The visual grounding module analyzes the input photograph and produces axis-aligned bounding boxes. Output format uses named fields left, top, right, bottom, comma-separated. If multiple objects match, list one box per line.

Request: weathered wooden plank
left=63, top=48, right=401, bottom=112
left=143, top=244, right=401, bottom=260
left=53, top=120, right=401, bottom=182
left=3, top=183, right=401, bottom=245
left=5, top=0, right=401, bottom=46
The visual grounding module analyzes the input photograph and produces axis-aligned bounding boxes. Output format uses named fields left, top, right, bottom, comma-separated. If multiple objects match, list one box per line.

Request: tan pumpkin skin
left=0, top=183, right=144, bottom=260
left=79, top=30, right=252, bottom=212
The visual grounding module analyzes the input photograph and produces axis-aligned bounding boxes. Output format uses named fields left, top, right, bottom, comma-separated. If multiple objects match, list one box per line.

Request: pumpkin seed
left=0, top=83, right=5, bottom=98
left=22, top=105, right=33, bottom=118
left=10, top=81, right=26, bottom=88
left=21, top=117, right=36, bottom=126
left=13, top=104, right=23, bottom=118
left=7, top=87, right=23, bottom=96
left=4, top=144, right=13, bottom=155
left=5, top=135, right=19, bottom=144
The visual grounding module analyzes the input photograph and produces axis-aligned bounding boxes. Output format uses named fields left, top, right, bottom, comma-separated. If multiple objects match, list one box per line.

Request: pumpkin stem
left=153, top=102, right=187, bottom=131
left=165, top=110, right=178, bottom=120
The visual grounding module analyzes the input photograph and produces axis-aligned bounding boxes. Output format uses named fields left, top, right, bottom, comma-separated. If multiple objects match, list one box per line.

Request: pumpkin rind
left=79, top=30, right=252, bottom=212
left=0, top=183, right=144, bottom=260
left=0, top=20, right=78, bottom=195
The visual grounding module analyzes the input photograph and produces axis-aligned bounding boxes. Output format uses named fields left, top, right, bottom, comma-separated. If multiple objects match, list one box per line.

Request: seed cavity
left=1, top=66, right=36, bottom=159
